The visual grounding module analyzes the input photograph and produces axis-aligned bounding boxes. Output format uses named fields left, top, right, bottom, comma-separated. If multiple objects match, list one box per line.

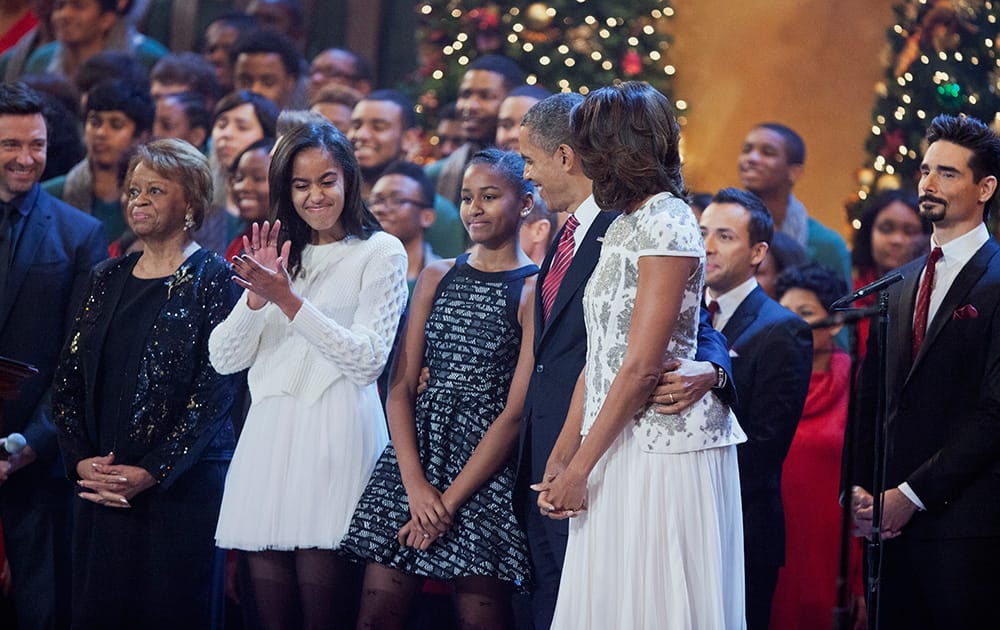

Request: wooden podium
left=0, top=356, right=37, bottom=431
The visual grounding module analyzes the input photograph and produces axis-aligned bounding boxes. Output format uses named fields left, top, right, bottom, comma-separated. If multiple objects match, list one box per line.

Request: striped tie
left=541, top=214, right=580, bottom=322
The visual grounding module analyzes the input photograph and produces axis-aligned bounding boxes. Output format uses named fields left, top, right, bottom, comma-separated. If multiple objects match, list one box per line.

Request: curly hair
left=570, top=81, right=684, bottom=211
left=125, top=138, right=213, bottom=230
left=775, top=262, right=848, bottom=313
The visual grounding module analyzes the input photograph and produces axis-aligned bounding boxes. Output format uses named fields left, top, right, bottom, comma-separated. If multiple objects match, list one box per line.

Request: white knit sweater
left=209, top=231, right=408, bottom=405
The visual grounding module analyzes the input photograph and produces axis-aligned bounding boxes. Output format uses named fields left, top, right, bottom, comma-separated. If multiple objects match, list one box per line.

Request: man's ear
left=750, top=241, right=769, bottom=267
left=978, top=175, right=998, bottom=205
left=787, top=163, right=804, bottom=186
left=558, top=144, right=575, bottom=173
left=418, top=207, right=436, bottom=230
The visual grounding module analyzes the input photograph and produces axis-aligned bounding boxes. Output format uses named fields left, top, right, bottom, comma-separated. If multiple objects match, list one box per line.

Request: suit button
left=536, top=364, right=544, bottom=373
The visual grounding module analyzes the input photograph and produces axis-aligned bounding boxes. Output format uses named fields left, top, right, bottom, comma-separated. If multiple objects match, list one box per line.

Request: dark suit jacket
left=850, top=237, right=1000, bottom=540
left=517, top=209, right=734, bottom=491
left=0, top=184, right=106, bottom=487
left=722, top=285, right=812, bottom=569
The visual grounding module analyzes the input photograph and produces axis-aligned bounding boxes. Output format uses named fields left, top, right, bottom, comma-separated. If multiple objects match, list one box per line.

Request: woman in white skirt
left=209, top=120, right=407, bottom=628
left=533, top=82, right=747, bottom=629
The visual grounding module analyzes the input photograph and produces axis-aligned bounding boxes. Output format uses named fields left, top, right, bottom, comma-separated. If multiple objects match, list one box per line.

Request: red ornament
left=622, top=49, right=642, bottom=76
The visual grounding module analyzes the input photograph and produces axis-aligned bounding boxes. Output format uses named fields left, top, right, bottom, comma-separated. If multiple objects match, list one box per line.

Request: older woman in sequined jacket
left=52, top=138, right=238, bottom=629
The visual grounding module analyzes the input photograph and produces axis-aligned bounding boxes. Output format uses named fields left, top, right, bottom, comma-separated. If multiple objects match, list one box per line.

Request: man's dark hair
left=85, top=79, right=155, bottom=136
left=316, top=48, right=372, bottom=83
left=201, top=12, right=260, bottom=47
left=756, top=122, right=806, bottom=165
left=380, top=160, right=434, bottom=208
left=468, top=55, right=525, bottom=91
left=926, top=114, right=1000, bottom=220
left=230, top=29, right=303, bottom=78
left=151, top=53, right=222, bottom=104
left=711, top=187, right=774, bottom=246
left=161, top=92, right=212, bottom=144
left=0, top=81, right=45, bottom=116
left=521, top=92, right=583, bottom=154
left=76, top=51, right=150, bottom=100
left=363, top=89, right=416, bottom=130
left=508, top=85, right=551, bottom=101
left=775, top=262, right=848, bottom=313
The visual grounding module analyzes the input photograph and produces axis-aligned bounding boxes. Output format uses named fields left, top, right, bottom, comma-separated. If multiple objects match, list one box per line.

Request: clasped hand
left=531, top=462, right=587, bottom=520
left=75, top=452, right=157, bottom=508
left=399, top=479, right=453, bottom=550
left=850, top=486, right=917, bottom=540
left=231, top=220, right=296, bottom=311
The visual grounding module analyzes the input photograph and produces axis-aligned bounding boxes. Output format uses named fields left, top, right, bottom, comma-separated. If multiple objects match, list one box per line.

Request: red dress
left=852, top=267, right=879, bottom=362
left=770, top=350, right=863, bottom=630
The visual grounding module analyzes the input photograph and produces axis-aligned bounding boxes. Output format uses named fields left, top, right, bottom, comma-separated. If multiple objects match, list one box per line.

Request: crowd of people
left=0, top=2, right=997, bottom=630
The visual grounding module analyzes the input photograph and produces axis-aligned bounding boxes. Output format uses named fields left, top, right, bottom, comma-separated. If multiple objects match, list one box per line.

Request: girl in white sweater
left=209, top=121, right=407, bottom=628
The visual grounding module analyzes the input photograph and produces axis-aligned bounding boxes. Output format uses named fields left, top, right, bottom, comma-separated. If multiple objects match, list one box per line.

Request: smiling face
left=348, top=99, right=406, bottom=171
left=291, top=147, right=346, bottom=244
left=52, top=0, right=115, bottom=47
left=211, top=103, right=265, bottom=168
left=125, top=161, right=189, bottom=243
left=0, top=113, right=47, bottom=202
left=84, top=109, right=138, bottom=169
left=519, top=126, right=567, bottom=213
left=231, top=147, right=271, bottom=222
left=738, top=127, right=799, bottom=197
left=460, top=161, right=526, bottom=248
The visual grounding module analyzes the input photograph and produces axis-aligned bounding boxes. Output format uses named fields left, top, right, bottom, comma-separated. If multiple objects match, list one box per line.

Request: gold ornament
left=876, top=173, right=902, bottom=191
left=525, top=3, right=553, bottom=30
left=857, top=168, right=876, bottom=188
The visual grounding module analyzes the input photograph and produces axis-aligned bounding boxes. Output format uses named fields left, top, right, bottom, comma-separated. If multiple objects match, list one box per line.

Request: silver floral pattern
left=581, top=192, right=745, bottom=453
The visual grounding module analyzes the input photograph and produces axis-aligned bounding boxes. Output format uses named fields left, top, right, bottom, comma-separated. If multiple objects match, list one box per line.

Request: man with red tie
left=850, top=114, right=1000, bottom=627
left=516, top=93, right=735, bottom=630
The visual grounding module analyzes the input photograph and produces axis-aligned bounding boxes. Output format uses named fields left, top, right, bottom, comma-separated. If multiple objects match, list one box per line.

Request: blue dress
left=342, top=253, right=535, bottom=587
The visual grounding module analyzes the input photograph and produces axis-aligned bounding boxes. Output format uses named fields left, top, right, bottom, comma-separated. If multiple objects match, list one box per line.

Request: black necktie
left=0, top=201, right=20, bottom=297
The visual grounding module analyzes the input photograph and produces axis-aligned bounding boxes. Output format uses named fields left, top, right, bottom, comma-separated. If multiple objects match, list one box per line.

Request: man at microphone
left=0, top=83, right=107, bottom=629
left=849, top=115, right=1000, bottom=626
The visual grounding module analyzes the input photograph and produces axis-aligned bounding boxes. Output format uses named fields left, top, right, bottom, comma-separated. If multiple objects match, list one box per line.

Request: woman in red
left=772, top=262, right=865, bottom=630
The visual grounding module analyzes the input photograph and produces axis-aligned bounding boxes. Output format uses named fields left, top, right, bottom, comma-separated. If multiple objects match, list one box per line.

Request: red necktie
left=707, top=300, right=720, bottom=327
left=541, top=214, right=580, bottom=322
left=912, top=246, right=943, bottom=359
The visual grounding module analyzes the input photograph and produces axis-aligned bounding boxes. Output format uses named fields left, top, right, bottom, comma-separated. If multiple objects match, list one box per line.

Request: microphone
left=829, top=270, right=904, bottom=310
left=0, top=432, right=26, bottom=460
left=809, top=306, right=882, bottom=330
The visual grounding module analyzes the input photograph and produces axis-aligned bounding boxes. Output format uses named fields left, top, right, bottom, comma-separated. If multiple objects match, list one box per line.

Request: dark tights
left=356, top=563, right=513, bottom=630
left=247, top=548, right=360, bottom=630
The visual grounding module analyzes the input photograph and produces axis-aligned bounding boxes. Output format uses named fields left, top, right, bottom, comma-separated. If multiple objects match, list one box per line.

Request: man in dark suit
left=0, top=82, right=107, bottom=629
left=517, top=93, right=736, bottom=630
left=849, top=114, right=1000, bottom=628
left=700, top=187, right=812, bottom=630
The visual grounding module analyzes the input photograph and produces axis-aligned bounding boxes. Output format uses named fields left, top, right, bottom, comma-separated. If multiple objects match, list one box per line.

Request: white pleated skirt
left=215, top=382, right=388, bottom=550
left=551, top=429, right=746, bottom=630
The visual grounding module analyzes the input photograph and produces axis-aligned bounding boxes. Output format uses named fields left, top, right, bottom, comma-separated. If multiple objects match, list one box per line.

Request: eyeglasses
left=368, top=195, right=429, bottom=210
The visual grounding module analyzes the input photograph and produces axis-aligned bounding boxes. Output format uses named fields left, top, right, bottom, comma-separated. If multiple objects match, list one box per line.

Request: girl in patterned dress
left=341, top=149, right=537, bottom=629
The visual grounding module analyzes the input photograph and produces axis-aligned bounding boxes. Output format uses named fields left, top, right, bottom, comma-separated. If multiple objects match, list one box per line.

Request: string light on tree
left=847, top=0, right=1000, bottom=230
left=412, top=0, right=681, bottom=124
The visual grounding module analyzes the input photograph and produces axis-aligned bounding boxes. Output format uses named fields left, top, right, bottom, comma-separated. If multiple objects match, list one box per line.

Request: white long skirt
left=551, top=430, right=746, bottom=629
left=215, top=383, right=388, bottom=550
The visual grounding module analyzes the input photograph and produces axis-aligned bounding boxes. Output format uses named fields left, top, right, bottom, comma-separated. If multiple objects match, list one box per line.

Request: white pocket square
left=728, top=348, right=739, bottom=357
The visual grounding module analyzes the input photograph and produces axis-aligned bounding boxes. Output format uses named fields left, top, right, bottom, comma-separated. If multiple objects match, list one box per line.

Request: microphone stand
left=829, top=271, right=901, bottom=630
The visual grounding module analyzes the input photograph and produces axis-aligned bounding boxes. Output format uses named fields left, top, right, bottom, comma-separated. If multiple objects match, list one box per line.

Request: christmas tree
left=409, top=0, right=681, bottom=124
left=848, top=0, right=1000, bottom=228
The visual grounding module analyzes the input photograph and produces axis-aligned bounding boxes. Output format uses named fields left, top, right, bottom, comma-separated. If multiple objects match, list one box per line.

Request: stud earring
left=184, top=211, right=195, bottom=231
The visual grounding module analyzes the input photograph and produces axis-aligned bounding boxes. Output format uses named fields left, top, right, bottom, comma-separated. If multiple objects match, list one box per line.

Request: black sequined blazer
left=53, top=249, right=238, bottom=490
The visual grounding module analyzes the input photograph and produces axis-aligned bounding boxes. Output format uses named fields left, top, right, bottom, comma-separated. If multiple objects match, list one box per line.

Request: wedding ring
left=668, top=393, right=675, bottom=404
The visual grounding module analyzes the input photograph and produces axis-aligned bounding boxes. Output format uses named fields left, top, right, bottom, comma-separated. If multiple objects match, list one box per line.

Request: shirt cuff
left=898, top=482, right=926, bottom=511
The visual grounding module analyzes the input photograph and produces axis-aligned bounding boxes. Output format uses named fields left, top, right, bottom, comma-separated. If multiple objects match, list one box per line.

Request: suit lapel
left=721, top=286, right=766, bottom=347
left=908, top=239, right=999, bottom=377
left=888, top=258, right=922, bottom=392
left=539, top=211, right=616, bottom=343
left=0, top=188, right=49, bottom=330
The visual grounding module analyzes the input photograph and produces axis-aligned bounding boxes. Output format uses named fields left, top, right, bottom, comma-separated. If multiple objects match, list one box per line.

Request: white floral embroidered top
left=581, top=192, right=746, bottom=454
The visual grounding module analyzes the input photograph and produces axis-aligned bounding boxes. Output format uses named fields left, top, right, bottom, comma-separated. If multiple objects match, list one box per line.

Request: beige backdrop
left=672, top=0, right=895, bottom=238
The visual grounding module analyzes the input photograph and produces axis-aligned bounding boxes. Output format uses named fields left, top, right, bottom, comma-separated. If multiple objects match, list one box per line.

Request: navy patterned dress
left=342, top=253, right=535, bottom=588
